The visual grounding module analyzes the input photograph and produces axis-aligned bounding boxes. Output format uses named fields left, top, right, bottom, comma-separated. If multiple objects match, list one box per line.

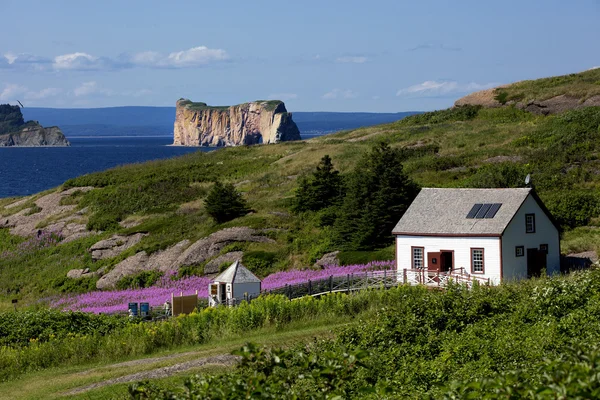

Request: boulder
left=204, top=251, right=244, bottom=275
left=175, top=227, right=274, bottom=268
left=314, top=251, right=340, bottom=268
left=89, top=233, right=147, bottom=261
left=96, top=252, right=150, bottom=290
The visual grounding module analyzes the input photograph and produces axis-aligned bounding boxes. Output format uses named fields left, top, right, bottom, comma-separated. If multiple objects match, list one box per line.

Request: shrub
left=541, top=190, right=600, bottom=229
left=204, top=181, right=250, bottom=224
left=115, top=270, right=164, bottom=290
left=465, top=162, right=528, bottom=188
left=242, top=251, right=277, bottom=277
left=399, top=105, right=482, bottom=125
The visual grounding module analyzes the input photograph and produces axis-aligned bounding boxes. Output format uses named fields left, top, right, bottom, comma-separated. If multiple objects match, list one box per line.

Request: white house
left=208, top=260, right=261, bottom=306
left=393, top=188, right=561, bottom=285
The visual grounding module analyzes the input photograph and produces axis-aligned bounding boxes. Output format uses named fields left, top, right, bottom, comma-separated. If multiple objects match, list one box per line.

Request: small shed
left=208, top=260, right=261, bottom=306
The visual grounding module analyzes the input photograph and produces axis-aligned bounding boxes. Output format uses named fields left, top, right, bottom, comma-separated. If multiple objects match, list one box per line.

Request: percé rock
left=173, top=99, right=301, bottom=146
left=0, top=104, right=69, bottom=147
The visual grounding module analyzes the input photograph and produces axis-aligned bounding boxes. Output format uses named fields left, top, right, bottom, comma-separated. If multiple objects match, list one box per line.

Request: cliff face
left=0, top=104, right=69, bottom=147
left=173, top=99, right=301, bottom=146
left=0, top=124, right=70, bottom=147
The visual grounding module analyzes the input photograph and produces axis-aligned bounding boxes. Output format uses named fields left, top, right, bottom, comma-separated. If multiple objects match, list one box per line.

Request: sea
left=0, top=133, right=327, bottom=199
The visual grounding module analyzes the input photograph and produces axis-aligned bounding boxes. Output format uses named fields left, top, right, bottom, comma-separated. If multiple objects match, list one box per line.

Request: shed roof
left=212, top=260, right=261, bottom=284
left=393, top=188, right=540, bottom=236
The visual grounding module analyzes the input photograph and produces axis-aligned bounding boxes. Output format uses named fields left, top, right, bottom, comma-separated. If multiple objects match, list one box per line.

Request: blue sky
left=0, top=0, right=598, bottom=112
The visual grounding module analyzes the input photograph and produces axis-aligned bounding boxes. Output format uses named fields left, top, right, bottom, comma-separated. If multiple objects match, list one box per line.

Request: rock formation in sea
left=173, top=99, right=301, bottom=146
left=0, top=104, right=70, bottom=147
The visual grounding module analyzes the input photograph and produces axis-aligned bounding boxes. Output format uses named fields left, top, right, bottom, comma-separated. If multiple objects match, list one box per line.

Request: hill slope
left=2, top=70, right=600, bottom=306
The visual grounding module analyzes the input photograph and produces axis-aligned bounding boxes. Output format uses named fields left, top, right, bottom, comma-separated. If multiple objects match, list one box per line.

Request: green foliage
left=400, top=105, right=482, bottom=125
left=129, top=269, right=600, bottom=399
left=337, top=246, right=395, bottom=265
left=0, top=309, right=128, bottom=347
left=494, top=90, right=509, bottom=104
left=0, top=104, right=25, bottom=135
left=115, top=270, right=164, bottom=290
left=541, top=190, right=600, bottom=229
left=204, top=181, right=251, bottom=224
left=334, top=142, right=420, bottom=250
left=292, top=155, right=344, bottom=213
left=242, top=251, right=277, bottom=277
left=465, top=162, right=528, bottom=188
left=50, top=275, right=98, bottom=294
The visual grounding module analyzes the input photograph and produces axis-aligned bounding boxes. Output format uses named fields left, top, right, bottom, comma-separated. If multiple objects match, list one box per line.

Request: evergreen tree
left=334, top=142, right=420, bottom=250
left=292, top=155, right=344, bottom=213
left=204, top=181, right=250, bottom=224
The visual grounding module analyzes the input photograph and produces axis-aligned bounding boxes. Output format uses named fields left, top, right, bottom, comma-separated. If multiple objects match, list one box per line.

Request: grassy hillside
left=2, top=71, right=600, bottom=306
left=495, top=67, right=600, bottom=103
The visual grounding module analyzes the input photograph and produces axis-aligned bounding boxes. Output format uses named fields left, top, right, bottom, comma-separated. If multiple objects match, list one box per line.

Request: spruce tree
left=204, top=181, right=250, bottom=224
left=292, top=155, right=344, bottom=213
left=334, top=142, right=420, bottom=250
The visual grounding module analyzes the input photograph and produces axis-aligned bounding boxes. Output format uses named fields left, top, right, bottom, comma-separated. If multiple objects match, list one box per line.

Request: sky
left=0, top=0, right=599, bottom=112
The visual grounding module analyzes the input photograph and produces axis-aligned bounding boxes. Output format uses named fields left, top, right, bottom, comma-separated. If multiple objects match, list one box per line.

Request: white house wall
left=501, top=195, right=560, bottom=280
left=396, top=236, right=502, bottom=284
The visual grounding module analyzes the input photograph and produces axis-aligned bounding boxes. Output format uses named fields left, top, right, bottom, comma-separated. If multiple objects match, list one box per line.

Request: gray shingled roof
left=393, top=188, right=533, bottom=236
left=212, top=260, right=261, bottom=284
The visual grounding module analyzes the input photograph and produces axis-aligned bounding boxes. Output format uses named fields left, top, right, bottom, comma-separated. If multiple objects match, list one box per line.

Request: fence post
left=403, top=268, right=407, bottom=284
left=329, top=275, right=333, bottom=293
left=384, top=269, right=387, bottom=289
left=347, top=274, right=350, bottom=294
left=308, top=280, right=312, bottom=295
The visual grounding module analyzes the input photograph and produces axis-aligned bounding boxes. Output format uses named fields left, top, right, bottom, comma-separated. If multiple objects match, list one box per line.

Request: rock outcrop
left=0, top=104, right=69, bottom=147
left=173, top=99, right=301, bottom=146
left=89, top=233, right=147, bottom=261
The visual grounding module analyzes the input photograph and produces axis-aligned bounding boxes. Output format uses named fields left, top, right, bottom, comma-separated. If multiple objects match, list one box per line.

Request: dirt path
left=65, top=354, right=239, bottom=396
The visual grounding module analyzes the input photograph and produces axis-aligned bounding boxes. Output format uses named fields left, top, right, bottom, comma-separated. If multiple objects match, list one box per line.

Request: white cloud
left=161, top=46, right=228, bottom=68
left=322, top=88, right=358, bottom=99
left=73, top=81, right=113, bottom=97
left=336, top=56, right=367, bottom=64
left=25, top=87, right=62, bottom=100
left=0, top=83, right=26, bottom=101
left=1, top=46, right=229, bottom=72
left=396, top=80, right=498, bottom=97
left=268, top=93, right=298, bottom=101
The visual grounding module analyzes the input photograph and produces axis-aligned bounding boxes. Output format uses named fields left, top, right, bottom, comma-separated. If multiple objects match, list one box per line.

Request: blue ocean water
left=0, top=137, right=209, bottom=198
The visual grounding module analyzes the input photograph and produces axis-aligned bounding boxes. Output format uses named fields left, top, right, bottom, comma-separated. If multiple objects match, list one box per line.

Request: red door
left=427, top=252, right=441, bottom=273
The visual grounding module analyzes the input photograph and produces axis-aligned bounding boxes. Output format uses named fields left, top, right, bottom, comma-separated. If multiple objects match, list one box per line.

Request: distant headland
left=0, top=104, right=69, bottom=147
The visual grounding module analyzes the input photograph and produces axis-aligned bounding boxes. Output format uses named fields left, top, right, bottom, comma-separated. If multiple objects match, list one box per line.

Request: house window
left=515, top=246, right=524, bottom=257
left=411, top=247, right=424, bottom=269
left=525, top=214, right=536, bottom=233
left=540, top=244, right=548, bottom=254
left=471, top=248, right=484, bottom=274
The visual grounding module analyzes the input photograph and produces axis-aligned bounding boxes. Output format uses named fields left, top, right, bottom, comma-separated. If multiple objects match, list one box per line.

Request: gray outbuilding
left=208, top=260, right=261, bottom=306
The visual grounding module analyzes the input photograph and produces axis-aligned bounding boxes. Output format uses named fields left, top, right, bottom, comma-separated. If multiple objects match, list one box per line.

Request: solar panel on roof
left=484, top=203, right=502, bottom=219
left=475, top=203, right=492, bottom=218
left=466, top=204, right=483, bottom=219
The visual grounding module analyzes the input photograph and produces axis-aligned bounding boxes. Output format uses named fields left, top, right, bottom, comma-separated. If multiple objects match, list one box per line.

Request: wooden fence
left=262, top=268, right=489, bottom=301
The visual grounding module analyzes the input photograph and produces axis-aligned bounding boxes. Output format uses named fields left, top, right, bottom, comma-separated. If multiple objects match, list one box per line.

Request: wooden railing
left=261, top=268, right=490, bottom=301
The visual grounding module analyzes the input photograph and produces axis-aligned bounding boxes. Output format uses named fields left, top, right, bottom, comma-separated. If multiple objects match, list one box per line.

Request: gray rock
left=96, top=252, right=150, bottom=290
left=67, top=269, right=86, bottom=279
left=204, top=251, right=244, bottom=275
left=175, top=227, right=274, bottom=268
left=89, top=233, right=147, bottom=261
left=314, top=251, right=340, bottom=268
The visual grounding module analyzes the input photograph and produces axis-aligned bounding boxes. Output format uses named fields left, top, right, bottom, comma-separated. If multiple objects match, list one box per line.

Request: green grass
left=494, top=67, right=600, bottom=103
left=178, top=99, right=283, bottom=112
left=0, top=317, right=345, bottom=400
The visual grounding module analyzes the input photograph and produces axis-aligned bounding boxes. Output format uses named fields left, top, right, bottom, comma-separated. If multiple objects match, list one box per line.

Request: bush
left=115, top=270, right=164, bottom=290
left=204, top=181, right=251, bottom=224
left=465, top=162, right=528, bottom=188
left=292, top=155, right=344, bottom=213
left=541, top=190, right=600, bottom=229
left=399, top=105, right=482, bottom=125
left=242, top=251, right=277, bottom=277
